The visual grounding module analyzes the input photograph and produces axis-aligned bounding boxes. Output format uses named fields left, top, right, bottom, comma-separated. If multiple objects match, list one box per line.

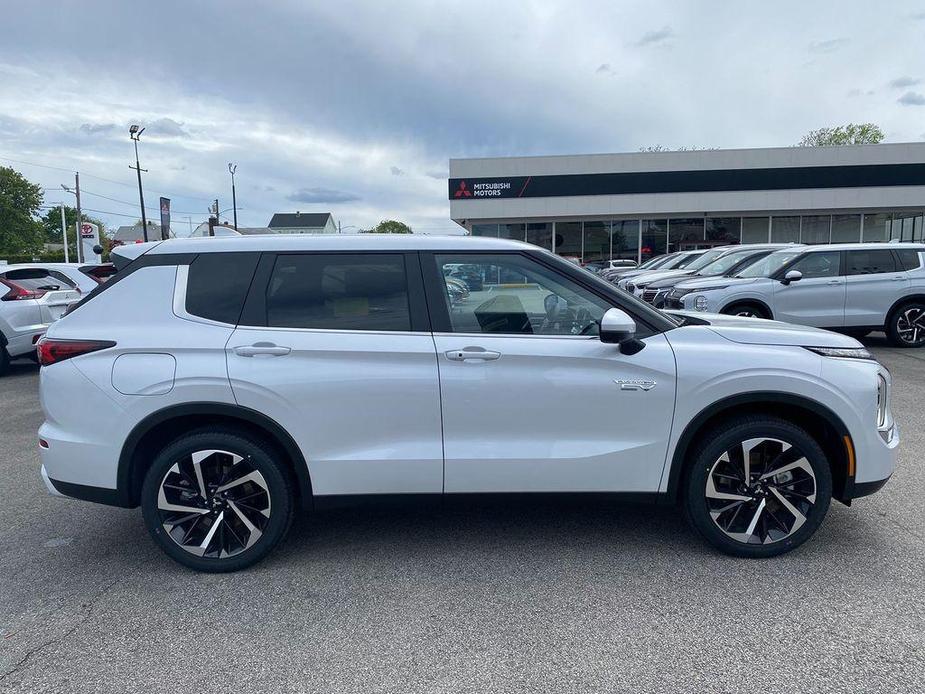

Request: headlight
left=686, top=285, right=729, bottom=293
left=694, top=295, right=709, bottom=311
left=804, top=346, right=874, bottom=360
left=668, top=287, right=690, bottom=298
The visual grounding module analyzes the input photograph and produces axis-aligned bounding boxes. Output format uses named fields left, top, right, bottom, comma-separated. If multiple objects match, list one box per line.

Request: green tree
left=363, top=219, right=413, bottom=234
left=798, top=123, right=884, bottom=147
left=39, top=205, right=108, bottom=259
left=0, top=166, right=44, bottom=255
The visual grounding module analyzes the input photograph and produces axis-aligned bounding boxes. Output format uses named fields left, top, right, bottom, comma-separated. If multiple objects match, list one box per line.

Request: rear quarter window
left=895, top=250, right=922, bottom=271
left=185, top=253, right=260, bottom=324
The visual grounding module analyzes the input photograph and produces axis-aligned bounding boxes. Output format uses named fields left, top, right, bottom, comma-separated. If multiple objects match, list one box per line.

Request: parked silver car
left=0, top=267, right=81, bottom=374
left=665, top=243, right=925, bottom=346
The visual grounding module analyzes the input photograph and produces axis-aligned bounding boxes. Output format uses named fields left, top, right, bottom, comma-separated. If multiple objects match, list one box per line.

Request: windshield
left=735, top=250, right=803, bottom=278
left=681, top=249, right=727, bottom=272
left=639, top=254, right=672, bottom=270
left=696, top=250, right=759, bottom=276
left=663, top=252, right=702, bottom=270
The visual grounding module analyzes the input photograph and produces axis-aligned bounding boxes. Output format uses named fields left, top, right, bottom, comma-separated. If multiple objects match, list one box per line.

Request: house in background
left=268, top=211, right=338, bottom=234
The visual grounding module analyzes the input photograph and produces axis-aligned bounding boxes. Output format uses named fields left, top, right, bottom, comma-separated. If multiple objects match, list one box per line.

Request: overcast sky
left=1, top=0, right=924, bottom=235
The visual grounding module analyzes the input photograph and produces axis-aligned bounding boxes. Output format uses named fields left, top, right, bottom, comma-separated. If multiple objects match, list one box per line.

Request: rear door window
left=265, top=254, right=411, bottom=331
left=894, top=250, right=922, bottom=271
left=846, top=249, right=896, bottom=275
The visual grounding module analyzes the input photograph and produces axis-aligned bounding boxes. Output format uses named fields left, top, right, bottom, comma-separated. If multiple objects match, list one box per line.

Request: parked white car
left=665, top=243, right=925, bottom=346
left=37, top=235, right=897, bottom=571
left=0, top=267, right=81, bottom=374
left=5, top=262, right=114, bottom=294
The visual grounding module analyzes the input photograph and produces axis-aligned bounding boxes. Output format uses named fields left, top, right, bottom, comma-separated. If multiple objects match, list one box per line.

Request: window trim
left=238, top=250, right=430, bottom=333
left=420, top=249, right=672, bottom=337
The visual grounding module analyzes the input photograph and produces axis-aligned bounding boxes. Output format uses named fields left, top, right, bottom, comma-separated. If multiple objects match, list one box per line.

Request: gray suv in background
left=665, top=243, right=925, bottom=346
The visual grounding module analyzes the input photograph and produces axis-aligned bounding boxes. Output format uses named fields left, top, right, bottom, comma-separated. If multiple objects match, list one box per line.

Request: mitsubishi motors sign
left=451, top=179, right=523, bottom=199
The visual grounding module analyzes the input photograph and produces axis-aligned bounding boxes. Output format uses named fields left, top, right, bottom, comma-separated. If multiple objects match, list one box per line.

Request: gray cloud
left=898, top=91, right=925, bottom=106
left=425, top=170, right=448, bottom=180
left=808, top=38, right=848, bottom=53
left=390, top=166, right=404, bottom=176
left=635, top=26, right=673, bottom=47
left=287, top=187, right=360, bottom=203
left=79, top=122, right=117, bottom=135
left=147, top=117, right=189, bottom=137
left=889, top=76, right=921, bottom=89
left=595, top=63, right=612, bottom=74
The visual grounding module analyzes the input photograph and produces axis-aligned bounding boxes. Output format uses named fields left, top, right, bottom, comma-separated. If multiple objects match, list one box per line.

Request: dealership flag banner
left=159, top=197, right=171, bottom=240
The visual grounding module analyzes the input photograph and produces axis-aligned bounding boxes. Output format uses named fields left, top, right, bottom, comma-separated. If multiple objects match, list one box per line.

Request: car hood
left=669, top=312, right=862, bottom=348
left=672, top=275, right=762, bottom=291
left=628, top=268, right=697, bottom=286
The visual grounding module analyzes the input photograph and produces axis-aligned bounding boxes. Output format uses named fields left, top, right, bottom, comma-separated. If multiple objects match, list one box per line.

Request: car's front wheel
left=141, top=428, right=294, bottom=572
left=886, top=301, right=925, bottom=347
left=721, top=302, right=770, bottom=319
left=683, top=416, right=832, bottom=558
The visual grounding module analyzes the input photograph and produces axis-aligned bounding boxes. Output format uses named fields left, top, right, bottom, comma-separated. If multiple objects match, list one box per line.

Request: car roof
left=798, top=242, right=925, bottom=252
left=135, top=234, right=536, bottom=255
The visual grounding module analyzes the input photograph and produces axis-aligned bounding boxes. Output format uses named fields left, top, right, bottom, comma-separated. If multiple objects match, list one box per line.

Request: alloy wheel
left=734, top=309, right=757, bottom=318
left=705, top=437, right=817, bottom=545
left=896, top=307, right=925, bottom=345
left=156, top=449, right=271, bottom=558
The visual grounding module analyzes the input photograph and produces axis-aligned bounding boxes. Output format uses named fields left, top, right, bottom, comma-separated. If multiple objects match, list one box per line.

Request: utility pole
left=208, top=200, right=219, bottom=236
left=74, top=172, right=83, bottom=263
left=338, top=221, right=342, bottom=234
left=60, top=204, right=69, bottom=263
left=129, top=125, right=148, bottom=241
left=228, top=163, right=238, bottom=230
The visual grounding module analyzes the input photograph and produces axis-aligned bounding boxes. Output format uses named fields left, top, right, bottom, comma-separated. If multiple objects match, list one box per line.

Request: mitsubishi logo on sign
left=454, top=180, right=472, bottom=198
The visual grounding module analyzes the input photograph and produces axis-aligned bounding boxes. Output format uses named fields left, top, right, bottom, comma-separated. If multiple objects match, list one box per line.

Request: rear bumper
left=41, top=464, right=128, bottom=506
left=6, top=328, right=46, bottom=357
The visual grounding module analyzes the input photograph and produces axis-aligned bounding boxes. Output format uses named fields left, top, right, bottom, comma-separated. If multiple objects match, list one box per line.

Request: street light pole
left=228, top=163, right=238, bottom=230
left=59, top=204, right=69, bottom=263
left=129, top=125, right=148, bottom=241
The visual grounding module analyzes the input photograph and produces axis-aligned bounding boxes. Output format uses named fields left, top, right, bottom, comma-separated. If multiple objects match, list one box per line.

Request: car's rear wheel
left=886, top=302, right=925, bottom=347
left=683, top=416, right=832, bottom=558
left=721, top=302, right=770, bottom=319
left=141, top=429, right=294, bottom=572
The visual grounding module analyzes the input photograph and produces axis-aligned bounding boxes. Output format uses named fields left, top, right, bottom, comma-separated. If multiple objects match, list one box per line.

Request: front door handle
left=233, top=342, right=291, bottom=357
left=827, top=279, right=841, bottom=285
left=445, top=347, right=502, bottom=362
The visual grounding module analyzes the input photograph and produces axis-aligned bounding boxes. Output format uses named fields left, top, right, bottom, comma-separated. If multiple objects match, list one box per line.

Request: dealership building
left=448, top=143, right=925, bottom=263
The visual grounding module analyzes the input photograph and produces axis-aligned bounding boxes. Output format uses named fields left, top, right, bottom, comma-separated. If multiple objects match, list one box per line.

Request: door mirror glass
left=599, top=307, right=636, bottom=344
left=782, top=269, right=803, bottom=284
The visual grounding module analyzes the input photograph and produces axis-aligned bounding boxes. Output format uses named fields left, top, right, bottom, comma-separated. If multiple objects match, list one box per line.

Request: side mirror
left=600, top=307, right=644, bottom=354
left=782, top=270, right=802, bottom=285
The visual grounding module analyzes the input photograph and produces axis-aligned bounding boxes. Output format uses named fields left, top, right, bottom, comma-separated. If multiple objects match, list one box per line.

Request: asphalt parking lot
left=0, top=335, right=923, bottom=693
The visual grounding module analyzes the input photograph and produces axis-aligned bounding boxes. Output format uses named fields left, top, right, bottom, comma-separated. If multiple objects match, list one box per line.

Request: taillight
left=0, top=278, right=44, bottom=301
left=36, top=338, right=116, bottom=366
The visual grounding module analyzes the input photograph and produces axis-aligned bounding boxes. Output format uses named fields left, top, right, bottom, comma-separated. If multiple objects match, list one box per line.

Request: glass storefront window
left=771, top=216, right=800, bottom=244
left=831, top=215, right=860, bottom=243
left=915, top=215, right=924, bottom=243
left=742, top=217, right=769, bottom=244
left=890, top=213, right=920, bottom=241
left=669, top=218, right=705, bottom=251
left=801, top=215, right=831, bottom=244
left=554, top=222, right=582, bottom=260
left=706, top=217, right=741, bottom=244
left=641, top=219, right=667, bottom=261
left=499, top=223, right=525, bottom=241
left=525, top=222, right=552, bottom=250
left=863, top=213, right=890, bottom=242
left=582, top=222, right=611, bottom=262
left=611, top=220, right=640, bottom=261
left=471, top=224, right=498, bottom=237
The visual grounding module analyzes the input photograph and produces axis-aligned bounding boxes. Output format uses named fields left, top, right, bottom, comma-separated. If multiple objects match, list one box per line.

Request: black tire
left=886, top=301, right=925, bottom=348
left=141, top=428, right=295, bottom=572
left=683, top=415, right=832, bottom=558
left=721, top=302, right=770, bottom=319
left=0, top=344, right=9, bottom=376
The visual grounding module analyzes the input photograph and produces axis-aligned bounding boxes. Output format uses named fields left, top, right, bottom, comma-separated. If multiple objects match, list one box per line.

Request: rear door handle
left=233, top=343, right=291, bottom=357
left=827, top=279, right=841, bottom=285
left=445, top=348, right=502, bottom=362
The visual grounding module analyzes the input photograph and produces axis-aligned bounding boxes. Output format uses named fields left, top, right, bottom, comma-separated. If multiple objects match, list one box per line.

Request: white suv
left=665, top=243, right=925, bottom=346
left=37, top=236, right=898, bottom=571
left=0, top=267, right=81, bottom=375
